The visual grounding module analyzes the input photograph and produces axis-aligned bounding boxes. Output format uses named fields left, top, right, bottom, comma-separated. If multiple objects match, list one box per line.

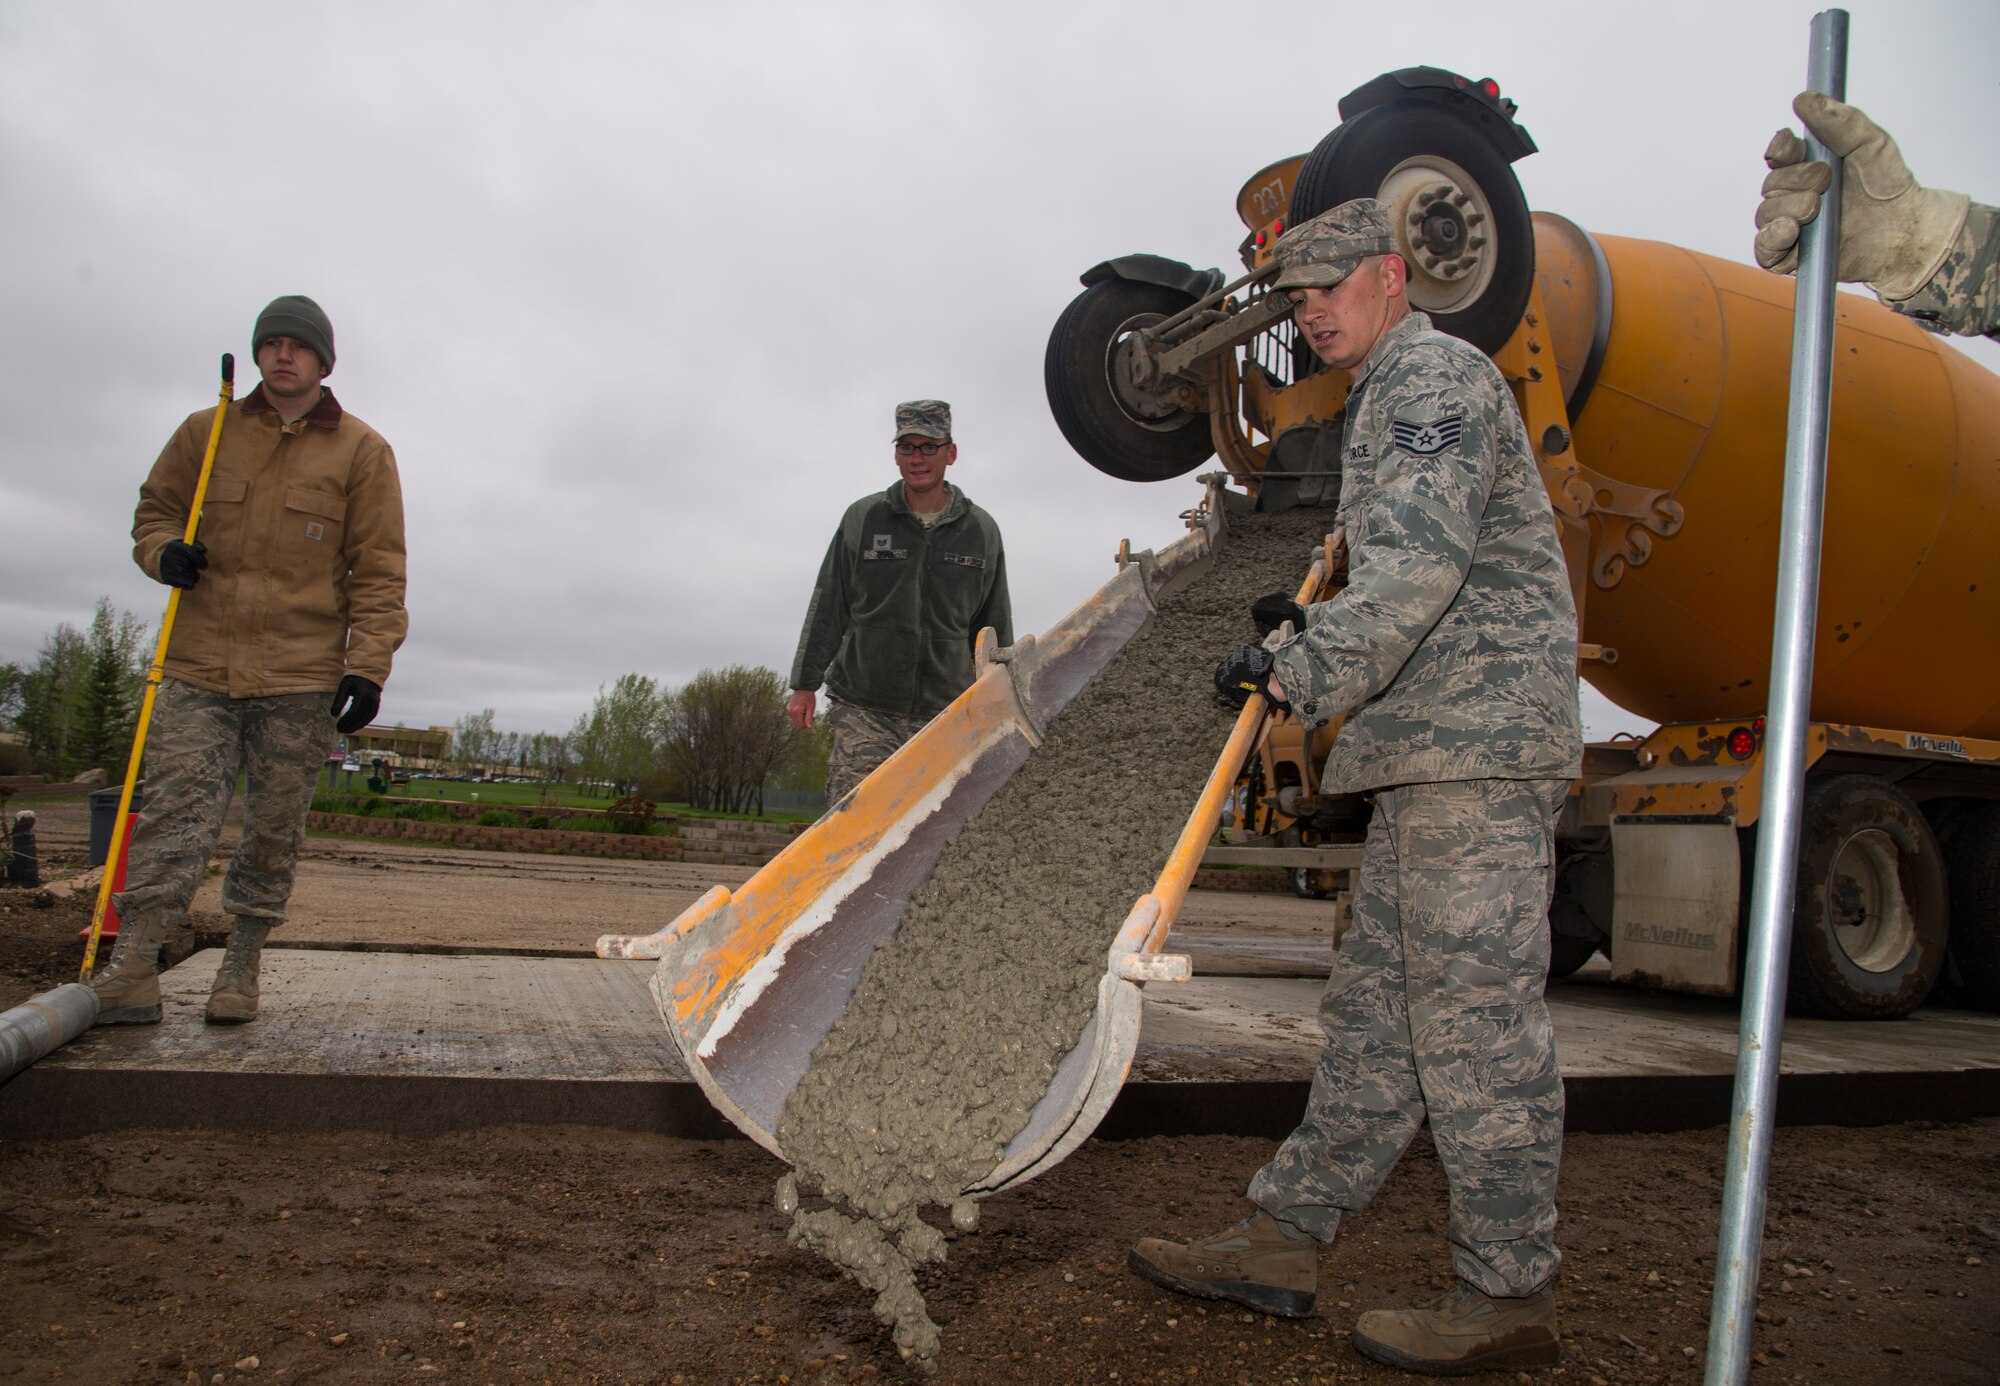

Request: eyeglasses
left=894, top=441, right=950, bottom=457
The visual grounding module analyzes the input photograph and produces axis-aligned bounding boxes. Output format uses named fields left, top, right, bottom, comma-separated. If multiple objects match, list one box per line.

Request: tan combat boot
left=1128, top=1210, right=1318, bottom=1318
left=1352, top=1281, right=1560, bottom=1375
left=205, top=921, right=274, bottom=1024
left=89, top=916, right=170, bottom=1025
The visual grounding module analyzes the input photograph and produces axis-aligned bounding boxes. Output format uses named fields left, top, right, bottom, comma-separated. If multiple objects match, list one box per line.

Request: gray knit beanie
left=253, top=295, right=335, bottom=374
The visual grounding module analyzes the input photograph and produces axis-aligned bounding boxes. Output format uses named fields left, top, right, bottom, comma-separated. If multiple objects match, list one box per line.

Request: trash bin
left=88, top=788, right=143, bottom=867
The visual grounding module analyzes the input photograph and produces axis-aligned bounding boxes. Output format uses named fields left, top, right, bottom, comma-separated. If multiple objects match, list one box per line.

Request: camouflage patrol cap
left=893, top=400, right=952, bottom=441
left=1271, top=199, right=1398, bottom=292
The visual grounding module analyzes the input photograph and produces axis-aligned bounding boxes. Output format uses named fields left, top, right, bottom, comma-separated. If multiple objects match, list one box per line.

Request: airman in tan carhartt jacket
left=133, top=380, right=407, bottom=695
left=97, top=295, right=408, bottom=1032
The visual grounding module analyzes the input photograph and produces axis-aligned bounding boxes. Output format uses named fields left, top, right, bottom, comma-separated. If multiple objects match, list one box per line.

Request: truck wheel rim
left=1825, top=828, right=1914, bottom=973
left=1379, top=154, right=1497, bottom=317
left=1105, top=312, right=1200, bottom=430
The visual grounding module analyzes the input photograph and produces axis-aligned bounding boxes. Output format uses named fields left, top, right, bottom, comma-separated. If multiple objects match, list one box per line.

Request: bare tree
left=569, top=706, right=606, bottom=796
left=661, top=665, right=803, bottom=814
left=452, top=708, right=498, bottom=776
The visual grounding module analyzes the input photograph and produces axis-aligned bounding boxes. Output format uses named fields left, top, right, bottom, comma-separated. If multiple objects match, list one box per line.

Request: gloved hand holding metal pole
left=1707, top=12, right=1848, bottom=1385
left=78, top=353, right=235, bottom=985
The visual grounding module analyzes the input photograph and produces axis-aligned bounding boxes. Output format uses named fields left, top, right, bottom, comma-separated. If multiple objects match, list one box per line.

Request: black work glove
left=1214, top=644, right=1287, bottom=711
left=1250, top=592, right=1307, bottom=639
left=158, top=540, right=209, bottom=589
left=331, top=676, right=382, bottom=734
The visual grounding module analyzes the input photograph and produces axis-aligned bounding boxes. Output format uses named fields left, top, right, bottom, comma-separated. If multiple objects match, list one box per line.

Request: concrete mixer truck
left=1043, top=65, right=2000, bottom=1022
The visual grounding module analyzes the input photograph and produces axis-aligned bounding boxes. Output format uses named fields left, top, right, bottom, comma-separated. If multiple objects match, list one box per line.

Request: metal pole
left=1704, top=12, right=1847, bottom=1385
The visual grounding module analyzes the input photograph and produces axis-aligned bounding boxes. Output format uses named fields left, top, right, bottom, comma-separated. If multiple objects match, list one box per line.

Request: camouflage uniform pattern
left=1890, top=201, right=2000, bottom=340
left=1248, top=778, right=1569, bottom=1296
left=1268, top=310, right=1583, bottom=793
left=894, top=400, right=952, bottom=439
left=1270, top=199, right=1396, bottom=291
left=115, top=679, right=334, bottom=932
left=1240, top=208, right=1582, bottom=1302
left=823, top=697, right=932, bottom=805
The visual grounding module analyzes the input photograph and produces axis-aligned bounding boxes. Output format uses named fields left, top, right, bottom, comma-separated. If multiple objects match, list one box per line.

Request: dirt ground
left=2, top=803, right=1995, bottom=1385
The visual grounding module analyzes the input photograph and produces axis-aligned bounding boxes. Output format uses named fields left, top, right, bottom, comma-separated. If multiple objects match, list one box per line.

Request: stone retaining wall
left=307, top=812, right=1268, bottom=888
left=304, top=812, right=802, bottom=864
left=330, top=797, right=622, bottom=825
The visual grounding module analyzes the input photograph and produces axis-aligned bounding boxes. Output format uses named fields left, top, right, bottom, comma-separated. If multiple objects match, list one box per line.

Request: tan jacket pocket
left=197, top=476, right=249, bottom=553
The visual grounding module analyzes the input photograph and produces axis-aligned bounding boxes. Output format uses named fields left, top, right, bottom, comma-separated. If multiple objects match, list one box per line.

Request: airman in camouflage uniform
left=788, top=401, right=1012, bottom=807
left=92, top=296, right=407, bottom=1028
left=1756, top=92, right=1999, bottom=339
left=1130, top=200, right=1582, bottom=1376
left=822, top=702, right=933, bottom=807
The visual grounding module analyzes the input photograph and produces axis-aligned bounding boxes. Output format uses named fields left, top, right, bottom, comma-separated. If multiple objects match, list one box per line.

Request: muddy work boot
left=88, top=916, right=170, bottom=1025
left=1128, top=1210, right=1318, bottom=1318
left=205, top=921, right=274, bottom=1024
left=1352, top=1281, right=1560, bottom=1375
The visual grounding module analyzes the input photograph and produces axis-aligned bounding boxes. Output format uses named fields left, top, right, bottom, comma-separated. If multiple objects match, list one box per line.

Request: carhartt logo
left=1622, top=921, right=1717, bottom=951
left=1392, top=416, right=1465, bottom=457
left=305, top=521, right=325, bottom=541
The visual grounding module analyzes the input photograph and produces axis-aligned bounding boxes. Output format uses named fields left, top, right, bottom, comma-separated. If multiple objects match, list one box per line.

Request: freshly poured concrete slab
left=1113, top=968, right=2000, bottom=1137
left=4, top=944, right=1995, bottom=1141
left=60, top=949, right=685, bottom=1080
left=1133, top=968, right=2000, bottom=1083
left=0, top=950, right=727, bottom=1141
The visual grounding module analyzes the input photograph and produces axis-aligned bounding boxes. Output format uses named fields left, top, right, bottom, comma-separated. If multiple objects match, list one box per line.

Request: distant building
left=344, top=724, right=451, bottom=771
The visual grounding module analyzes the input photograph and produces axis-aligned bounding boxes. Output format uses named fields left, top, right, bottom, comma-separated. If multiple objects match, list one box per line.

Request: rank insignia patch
left=1391, top=416, right=1465, bottom=457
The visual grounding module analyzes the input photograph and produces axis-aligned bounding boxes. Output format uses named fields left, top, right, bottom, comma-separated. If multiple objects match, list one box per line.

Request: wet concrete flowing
left=775, top=507, right=1333, bottom=1365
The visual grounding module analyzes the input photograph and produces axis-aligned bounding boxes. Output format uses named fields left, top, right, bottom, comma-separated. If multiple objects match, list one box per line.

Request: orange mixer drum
left=1553, top=230, right=2000, bottom=738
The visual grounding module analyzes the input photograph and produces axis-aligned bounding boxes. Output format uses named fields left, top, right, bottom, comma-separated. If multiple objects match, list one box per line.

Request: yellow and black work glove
left=331, top=676, right=381, bottom=734
left=1250, top=592, right=1307, bottom=639
left=1214, top=644, right=1288, bottom=711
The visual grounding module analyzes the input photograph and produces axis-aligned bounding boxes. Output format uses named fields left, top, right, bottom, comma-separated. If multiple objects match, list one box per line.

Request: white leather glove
left=1754, top=92, right=1968, bottom=301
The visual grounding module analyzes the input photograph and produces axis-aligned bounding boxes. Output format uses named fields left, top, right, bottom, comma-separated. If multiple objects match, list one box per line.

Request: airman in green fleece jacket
left=787, top=400, right=1011, bottom=804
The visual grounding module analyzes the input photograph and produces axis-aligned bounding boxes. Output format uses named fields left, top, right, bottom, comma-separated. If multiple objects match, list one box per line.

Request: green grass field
left=333, top=775, right=597, bottom=810
left=323, top=773, right=815, bottom=823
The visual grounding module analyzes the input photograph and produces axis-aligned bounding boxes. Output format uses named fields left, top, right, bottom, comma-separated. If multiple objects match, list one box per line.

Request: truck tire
left=1547, top=933, right=1598, bottom=980
left=1787, top=776, right=1949, bottom=1020
left=1045, top=279, right=1215, bottom=482
left=1287, top=102, right=1535, bottom=355
left=1547, top=847, right=1610, bottom=980
left=1940, top=801, right=2000, bottom=1011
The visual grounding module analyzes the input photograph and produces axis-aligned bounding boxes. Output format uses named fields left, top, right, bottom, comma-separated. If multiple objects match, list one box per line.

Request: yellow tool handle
left=80, top=354, right=234, bottom=982
left=1141, top=556, right=1328, bottom=952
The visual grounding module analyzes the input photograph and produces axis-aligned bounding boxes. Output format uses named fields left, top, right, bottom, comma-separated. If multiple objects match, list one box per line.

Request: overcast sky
left=4, top=0, right=1995, bottom=744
